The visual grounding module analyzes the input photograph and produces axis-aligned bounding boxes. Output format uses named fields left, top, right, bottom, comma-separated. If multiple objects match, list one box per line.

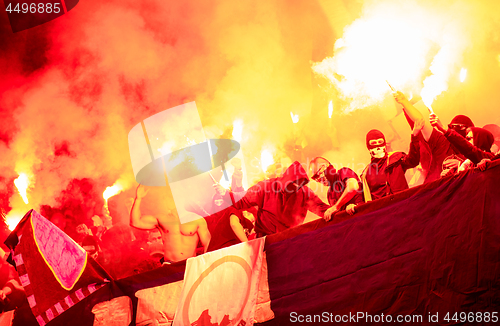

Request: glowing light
left=103, top=182, right=124, bottom=202
left=312, top=2, right=466, bottom=113
left=260, top=150, right=274, bottom=173
left=328, top=101, right=333, bottom=119
left=460, top=68, right=467, bottom=82
left=218, top=173, right=231, bottom=189
left=232, top=119, right=243, bottom=141
left=14, top=173, right=30, bottom=204
left=5, top=211, right=23, bottom=231
left=290, top=112, right=299, bottom=124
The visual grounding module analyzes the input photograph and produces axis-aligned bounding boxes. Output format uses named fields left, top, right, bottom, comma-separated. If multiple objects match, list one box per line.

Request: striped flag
left=4, top=210, right=110, bottom=326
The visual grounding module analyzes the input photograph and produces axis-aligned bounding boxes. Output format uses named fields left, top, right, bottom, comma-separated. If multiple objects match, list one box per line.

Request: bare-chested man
left=130, top=185, right=211, bottom=263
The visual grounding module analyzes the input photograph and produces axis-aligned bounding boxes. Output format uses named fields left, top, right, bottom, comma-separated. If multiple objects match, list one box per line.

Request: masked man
left=215, top=161, right=330, bottom=237
left=309, top=157, right=363, bottom=219
left=361, top=121, right=423, bottom=201
left=394, top=91, right=474, bottom=182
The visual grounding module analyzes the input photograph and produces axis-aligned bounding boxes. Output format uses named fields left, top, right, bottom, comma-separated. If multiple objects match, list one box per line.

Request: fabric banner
left=173, top=237, right=265, bottom=326
left=264, top=164, right=500, bottom=323
left=4, top=210, right=111, bottom=326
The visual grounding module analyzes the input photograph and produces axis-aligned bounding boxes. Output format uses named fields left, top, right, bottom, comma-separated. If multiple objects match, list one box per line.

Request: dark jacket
left=224, top=161, right=330, bottom=236
left=444, top=128, right=495, bottom=164
left=361, top=135, right=420, bottom=201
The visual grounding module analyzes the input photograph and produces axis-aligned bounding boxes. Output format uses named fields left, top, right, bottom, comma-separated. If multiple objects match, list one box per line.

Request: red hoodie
left=225, top=161, right=330, bottom=236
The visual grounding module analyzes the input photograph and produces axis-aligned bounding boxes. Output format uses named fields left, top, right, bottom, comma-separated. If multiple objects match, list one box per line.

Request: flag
left=4, top=210, right=110, bottom=326
left=173, top=237, right=265, bottom=326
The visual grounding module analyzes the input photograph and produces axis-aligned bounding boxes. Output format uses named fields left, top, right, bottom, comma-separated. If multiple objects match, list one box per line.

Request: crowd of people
left=130, top=92, right=499, bottom=268
left=0, top=92, right=499, bottom=319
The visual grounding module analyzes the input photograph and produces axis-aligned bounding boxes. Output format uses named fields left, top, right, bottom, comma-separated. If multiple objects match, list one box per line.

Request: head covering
left=470, top=127, right=494, bottom=152
left=278, top=161, right=309, bottom=194
left=309, top=157, right=337, bottom=186
left=451, top=115, right=474, bottom=128
left=483, top=124, right=500, bottom=145
left=366, top=129, right=386, bottom=149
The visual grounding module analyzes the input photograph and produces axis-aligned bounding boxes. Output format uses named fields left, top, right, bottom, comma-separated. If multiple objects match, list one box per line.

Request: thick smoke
left=1, top=0, right=500, bottom=227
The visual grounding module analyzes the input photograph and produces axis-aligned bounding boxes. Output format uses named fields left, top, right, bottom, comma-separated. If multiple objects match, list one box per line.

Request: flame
left=14, top=173, right=30, bottom=204
left=260, top=149, right=274, bottom=173
left=460, top=68, right=467, bottom=82
left=328, top=101, right=333, bottom=119
left=312, top=2, right=468, bottom=113
left=290, top=112, right=299, bottom=124
left=218, top=173, right=231, bottom=189
left=232, top=119, right=243, bottom=141
left=5, top=211, right=24, bottom=231
left=103, top=182, right=124, bottom=202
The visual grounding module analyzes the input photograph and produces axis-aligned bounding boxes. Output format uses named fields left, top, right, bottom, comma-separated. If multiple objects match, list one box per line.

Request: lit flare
left=460, top=68, right=467, bottom=82
left=14, top=173, right=30, bottom=204
left=260, top=149, right=274, bottom=174
left=103, top=182, right=124, bottom=202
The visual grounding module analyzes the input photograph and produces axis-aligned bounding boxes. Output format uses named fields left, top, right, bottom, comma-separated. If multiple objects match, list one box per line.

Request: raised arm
left=229, top=214, right=249, bottom=243
left=400, top=119, right=424, bottom=170
left=394, top=91, right=434, bottom=141
left=197, top=218, right=211, bottom=253
left=130, top=185, right=158, bottom=230
left=443, top=129, right=495, bottom=164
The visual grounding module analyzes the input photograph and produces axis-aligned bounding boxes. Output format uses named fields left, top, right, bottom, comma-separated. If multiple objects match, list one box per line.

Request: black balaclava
left=449, top=115, right=474, bottom=138
left=470, top=127, right=494, bottom=152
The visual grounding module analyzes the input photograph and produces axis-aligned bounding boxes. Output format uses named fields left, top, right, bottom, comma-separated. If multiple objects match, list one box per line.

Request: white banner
left=173, top=237, right=266, bottom=326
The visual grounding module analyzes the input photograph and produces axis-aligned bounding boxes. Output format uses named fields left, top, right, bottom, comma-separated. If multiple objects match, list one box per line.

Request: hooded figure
left=206, top=207, right=255, bottom=252
left=443, top=126, right=495, bottom=165
left=361, top=129, right=420, bottom=201
left=220, top=161, right=330, bottom=236
left=483, top=124, right=500, bottom=154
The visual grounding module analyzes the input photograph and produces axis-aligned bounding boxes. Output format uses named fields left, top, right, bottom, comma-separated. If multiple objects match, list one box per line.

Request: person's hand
left=443, top=158, right=461, bottom=170
left=393, top=91, right=408, bottom=104
left=429, top=113, right=446, bottom=133
left=136, top=184, right=149, bottom=199
left=412, top=118, right=425, bottom=136
left=232, top=169, right=243, bottom=187
left=477, top=159, right=491, bottom=172
left=324, top=205, right=338, bottom=222
left=213, top=183, right=227, bottom=196
left=0, top=290, right=5, bottom=302
left=346, top=204, right=357, bottom=216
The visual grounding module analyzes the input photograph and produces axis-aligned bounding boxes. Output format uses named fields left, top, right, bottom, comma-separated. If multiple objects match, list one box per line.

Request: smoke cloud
left=0, top=0, right=499, bottom=227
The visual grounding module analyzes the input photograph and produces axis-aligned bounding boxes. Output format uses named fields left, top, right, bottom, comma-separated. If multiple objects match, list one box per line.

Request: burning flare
left=5, top=211, right=24, bottom=231
left=290, top=112, right=299, bottom=124
left=260, top=149, right=274, bottom=174
left=460, top=68, right=467, bottom=83
left=14, top=173, right=30, bottom=204
left=312, top=2, right=469, bottom=113
left=328, top=101, right=333, bottom=119
left=232, top=119, right=243, bottom=142
left=103, top=182, right=124, bottom=202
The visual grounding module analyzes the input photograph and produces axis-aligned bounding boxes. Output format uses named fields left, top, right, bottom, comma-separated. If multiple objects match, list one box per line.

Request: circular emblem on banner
left=182, top=255, right=252, bottom=325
